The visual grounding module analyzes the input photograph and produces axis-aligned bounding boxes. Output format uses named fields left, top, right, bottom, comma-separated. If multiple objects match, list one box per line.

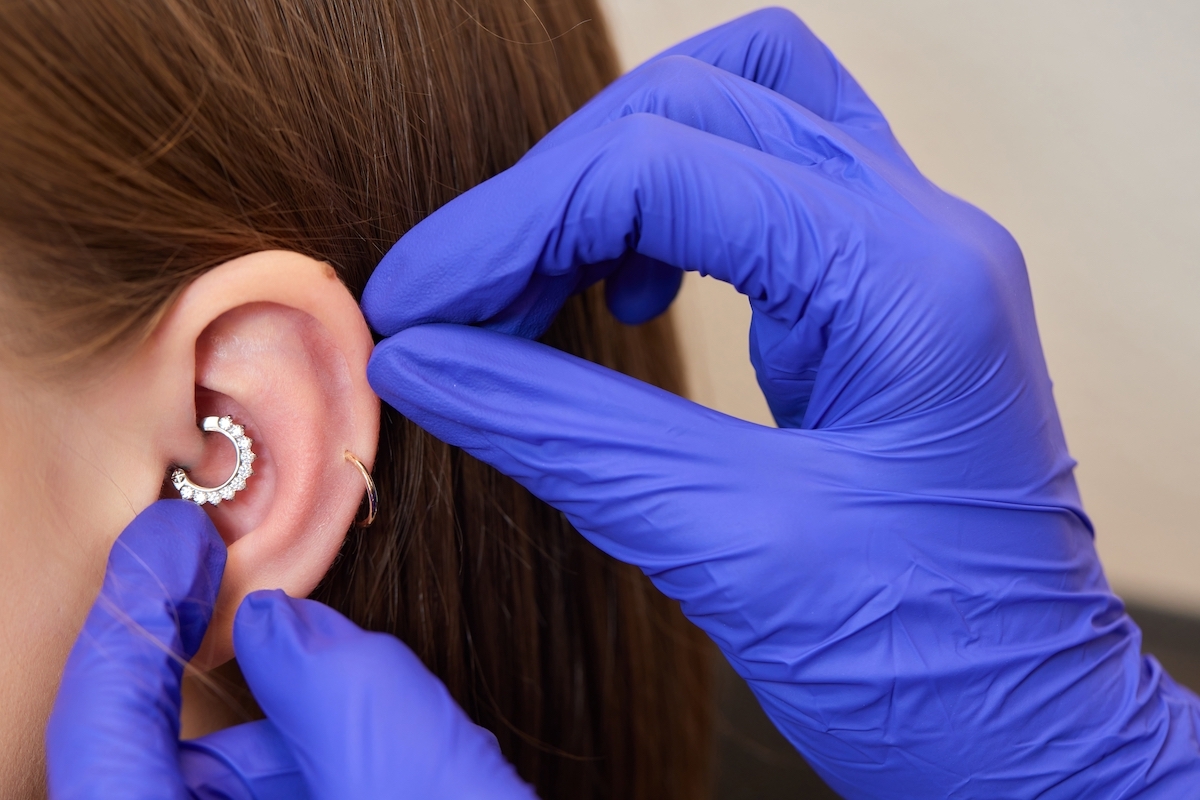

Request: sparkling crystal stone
left=174, top=416, right=258, bottom=506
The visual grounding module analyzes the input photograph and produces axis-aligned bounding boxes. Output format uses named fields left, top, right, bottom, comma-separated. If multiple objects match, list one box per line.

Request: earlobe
left=145, top=251, right=379, bottom=669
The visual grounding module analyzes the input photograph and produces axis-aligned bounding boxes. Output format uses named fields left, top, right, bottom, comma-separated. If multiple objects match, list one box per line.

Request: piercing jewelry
left=344, top=451, right=378, bottom=528
left=172, top=416, right=256, bottom=506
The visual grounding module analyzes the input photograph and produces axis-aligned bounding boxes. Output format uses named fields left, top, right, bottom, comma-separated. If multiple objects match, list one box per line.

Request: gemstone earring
left=172, top=415, right=256, bottom=506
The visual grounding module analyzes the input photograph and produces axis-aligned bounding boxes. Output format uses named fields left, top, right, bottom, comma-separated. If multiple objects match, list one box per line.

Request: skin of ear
left=147, top=251, right=381, bottom=668
left=0, top=251, right=378, bottom=791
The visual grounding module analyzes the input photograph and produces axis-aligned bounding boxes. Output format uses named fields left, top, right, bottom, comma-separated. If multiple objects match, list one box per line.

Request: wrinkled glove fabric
left=47, top=500, right=534, bottom=800
left=363, top=9, right=1200, bottom=798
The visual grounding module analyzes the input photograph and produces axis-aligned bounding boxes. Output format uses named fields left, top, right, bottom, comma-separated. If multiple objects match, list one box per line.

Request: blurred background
left=597, top=1, right=1200, bottom=795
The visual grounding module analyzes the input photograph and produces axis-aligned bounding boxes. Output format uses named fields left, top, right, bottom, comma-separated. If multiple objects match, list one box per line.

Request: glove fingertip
left=232, top=589, right=292, bottom=651
left=367, top=328, right=494, bottom=450
left=366, top=333, right=436, bottom=418
left=604, top=254, right=683, bottom=325
left=361, top=251, right=406, bottom=336
left=101, top=500, right=227, bottom=659
left=114, top=499, right=226, bottom=581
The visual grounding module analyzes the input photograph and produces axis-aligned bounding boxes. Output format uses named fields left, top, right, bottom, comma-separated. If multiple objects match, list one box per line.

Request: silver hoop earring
left=172, top=415, right=256, bottom=506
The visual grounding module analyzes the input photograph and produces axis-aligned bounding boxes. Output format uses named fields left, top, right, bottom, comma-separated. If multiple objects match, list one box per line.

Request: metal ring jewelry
left=172, top=415, right=256, bottom=506
left=344, top=450, right=378, bottom=528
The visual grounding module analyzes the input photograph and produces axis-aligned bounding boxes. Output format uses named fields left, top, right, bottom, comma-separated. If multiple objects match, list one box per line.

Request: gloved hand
left=363, top=8, right=1200, bottom=798
left=46, top=500, right=534, bottom=800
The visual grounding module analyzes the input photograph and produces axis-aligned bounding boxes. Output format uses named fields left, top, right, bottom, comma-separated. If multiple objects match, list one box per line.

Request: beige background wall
left=599, top=1, right=1200, bottom=613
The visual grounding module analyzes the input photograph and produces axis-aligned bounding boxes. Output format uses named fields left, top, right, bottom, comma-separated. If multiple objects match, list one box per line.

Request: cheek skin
left=0, top=379, right=82, bottom=799
left=0, top=371, right=164, bottom=800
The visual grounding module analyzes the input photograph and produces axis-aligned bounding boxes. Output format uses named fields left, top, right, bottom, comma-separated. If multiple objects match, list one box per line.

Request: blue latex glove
left=363, top=8, right=1200, bottom=798
left=46, top=500, right=534, bottom=800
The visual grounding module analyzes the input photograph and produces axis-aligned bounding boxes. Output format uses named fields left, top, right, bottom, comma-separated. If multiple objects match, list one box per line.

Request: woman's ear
left=137, top=251, right=379, bottom=668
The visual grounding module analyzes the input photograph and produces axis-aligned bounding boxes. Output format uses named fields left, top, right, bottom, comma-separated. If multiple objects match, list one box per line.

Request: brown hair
left=0, top=0, right=711, bottom=797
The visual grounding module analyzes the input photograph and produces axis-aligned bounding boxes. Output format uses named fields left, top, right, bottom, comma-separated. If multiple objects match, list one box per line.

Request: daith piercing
left=172, top=415, right=256, bottom=506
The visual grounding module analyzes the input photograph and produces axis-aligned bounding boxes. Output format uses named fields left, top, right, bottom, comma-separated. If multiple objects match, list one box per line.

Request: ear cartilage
left=172, top=415, right=256, bottom=506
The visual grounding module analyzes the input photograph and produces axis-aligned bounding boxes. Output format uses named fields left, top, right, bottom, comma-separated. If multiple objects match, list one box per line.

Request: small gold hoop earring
left=344, top=451, right=378, bottom=528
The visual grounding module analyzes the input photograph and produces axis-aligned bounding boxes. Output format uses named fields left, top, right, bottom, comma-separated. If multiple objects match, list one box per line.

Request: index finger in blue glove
left=363, top=111, right=883, bottom=339
left=233, top=590, right=536, bottom=800
left=530, top=48, right=880, bottom=327
left=532, top=8, right=895, bottom=160
left=46, top=500, right=226, bottom=800
left=536, top=8, right=901, bottom=326
left=654, top=7, right=888, bottom=131
left=529, top=46, right=879, bottom=327
left=541, top=56, right=869, bottom=179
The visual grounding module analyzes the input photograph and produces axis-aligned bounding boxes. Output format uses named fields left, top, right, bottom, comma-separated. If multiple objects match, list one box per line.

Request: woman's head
left=0, top=1, right=709, bottom=797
